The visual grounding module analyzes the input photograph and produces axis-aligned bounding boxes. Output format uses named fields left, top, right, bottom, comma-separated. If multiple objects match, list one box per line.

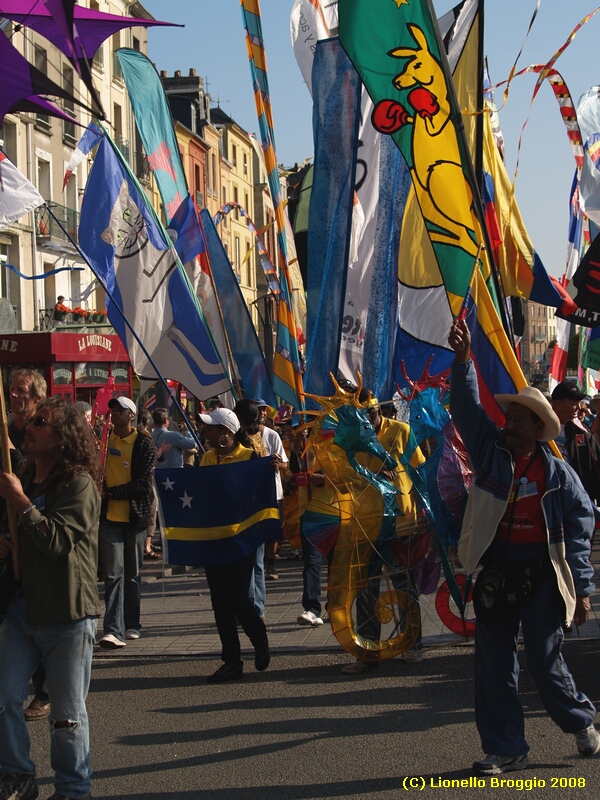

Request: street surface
left=23, top=551, right=600, bottom=799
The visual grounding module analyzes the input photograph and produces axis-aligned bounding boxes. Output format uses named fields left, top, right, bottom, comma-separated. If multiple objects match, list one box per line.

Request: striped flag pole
left=240, top=0, right=304, bottom=409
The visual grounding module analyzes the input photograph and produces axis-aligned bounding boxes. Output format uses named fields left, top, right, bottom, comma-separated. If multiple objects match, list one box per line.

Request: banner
left=156, top=458, right=281, bottom=566
left=79, top=136, right=231, bottom=400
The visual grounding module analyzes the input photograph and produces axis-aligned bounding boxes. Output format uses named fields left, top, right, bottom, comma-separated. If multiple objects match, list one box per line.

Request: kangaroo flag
left=78, top=135, right=231, bottom=400
left=339, top=0, right=527, bottom=424
left=0, top=151, right=44, bottom=230
left=156, top=458, right=281, bottom=567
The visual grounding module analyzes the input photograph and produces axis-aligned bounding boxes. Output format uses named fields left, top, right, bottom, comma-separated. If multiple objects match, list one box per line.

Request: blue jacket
left=450, top=360, right=594, bottom=621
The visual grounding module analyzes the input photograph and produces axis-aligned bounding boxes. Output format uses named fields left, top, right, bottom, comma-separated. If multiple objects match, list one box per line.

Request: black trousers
left=205, top=551, right=267, bottom=666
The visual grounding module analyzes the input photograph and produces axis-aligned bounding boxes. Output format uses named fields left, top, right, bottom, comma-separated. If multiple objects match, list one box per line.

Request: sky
left=142, top=0, right=600, bottom=278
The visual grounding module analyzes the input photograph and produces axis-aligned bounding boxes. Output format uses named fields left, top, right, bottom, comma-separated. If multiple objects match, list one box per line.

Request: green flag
left=338, top=0, right=484, bottom=309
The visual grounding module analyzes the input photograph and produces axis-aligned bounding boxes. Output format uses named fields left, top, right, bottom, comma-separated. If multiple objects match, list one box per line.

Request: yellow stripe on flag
left=164, top=507, right=280, bottom=542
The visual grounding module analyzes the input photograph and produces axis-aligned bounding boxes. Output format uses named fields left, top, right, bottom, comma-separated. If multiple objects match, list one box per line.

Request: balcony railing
left=35, top=202, right=79, bottom=245
left=39, top=309, right=110, bottom=331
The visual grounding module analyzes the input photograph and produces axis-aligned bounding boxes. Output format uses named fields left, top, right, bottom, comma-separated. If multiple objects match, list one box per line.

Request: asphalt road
left=24, top=639, right=600, bottom=800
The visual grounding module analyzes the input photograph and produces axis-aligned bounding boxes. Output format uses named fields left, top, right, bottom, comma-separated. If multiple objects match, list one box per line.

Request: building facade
left=0, top=0, right=154, bottom=336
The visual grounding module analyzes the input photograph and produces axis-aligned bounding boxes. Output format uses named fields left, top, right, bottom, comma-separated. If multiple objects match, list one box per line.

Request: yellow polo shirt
left=200, top=443, right=254, bottom=466
left=105, top=429, right=137, bottom=522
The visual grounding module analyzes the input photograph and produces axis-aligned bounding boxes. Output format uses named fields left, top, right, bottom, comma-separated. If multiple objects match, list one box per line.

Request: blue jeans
left=249, top=544, right=266, bottom=617
left=300, top=530, right=323, bottom=616
left=99, top=522, right=146, bottom=640
left=475, top=568, right=596, bottom=755
left=0, top=593, right=97, bottom=799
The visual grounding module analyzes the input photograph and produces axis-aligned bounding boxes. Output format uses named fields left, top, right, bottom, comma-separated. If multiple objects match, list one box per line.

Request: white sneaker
left=297, top=610, right=324, bottom=626
left=125, top=630, right=140, bottom=640
left=403, top=650, right=424, bottom=663
left=575, top=724, right=600, bottom=757
left=97, top=633, right=126, bottom=649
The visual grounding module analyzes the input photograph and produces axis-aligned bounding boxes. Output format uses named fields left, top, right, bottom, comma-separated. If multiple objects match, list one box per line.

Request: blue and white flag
left=63, top=122, right=103, bottom=191
left=79, top=136, right=231, bottom=400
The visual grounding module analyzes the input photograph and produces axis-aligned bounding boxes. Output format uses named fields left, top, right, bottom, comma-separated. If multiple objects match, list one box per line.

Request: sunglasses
left=29, top=415, right=55, bottom=428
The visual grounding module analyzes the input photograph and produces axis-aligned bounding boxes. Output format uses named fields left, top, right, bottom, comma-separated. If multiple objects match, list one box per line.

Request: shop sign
left=77, top=334, right=113, bottom=353
left=52, top=364, right=73, bottom=385
left=75, top=363, right=110, bottom=384
left=112, top=363, right=129, bottom=383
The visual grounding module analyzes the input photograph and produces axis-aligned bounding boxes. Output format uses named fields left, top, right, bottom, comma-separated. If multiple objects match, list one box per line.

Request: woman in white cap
left=198, top=408, right=270, bottom=683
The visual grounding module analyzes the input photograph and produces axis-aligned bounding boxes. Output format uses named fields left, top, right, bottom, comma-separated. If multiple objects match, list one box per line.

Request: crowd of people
left=1, top=320, right=600, bottom=796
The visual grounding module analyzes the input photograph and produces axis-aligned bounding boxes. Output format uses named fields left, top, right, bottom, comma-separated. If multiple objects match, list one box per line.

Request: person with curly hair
left=0, top=397, right=101, bottom=800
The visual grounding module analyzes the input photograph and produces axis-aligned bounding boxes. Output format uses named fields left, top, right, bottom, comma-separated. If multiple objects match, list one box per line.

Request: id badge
left=518, top=481, right=537, bottom=499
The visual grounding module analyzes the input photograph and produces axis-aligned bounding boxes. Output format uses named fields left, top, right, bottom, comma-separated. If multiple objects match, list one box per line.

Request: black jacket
left=564, top=420, right=600, bottom=505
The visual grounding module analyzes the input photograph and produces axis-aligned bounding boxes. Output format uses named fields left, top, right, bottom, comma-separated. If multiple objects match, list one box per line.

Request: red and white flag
left=0, top=152, right=44, bottom=230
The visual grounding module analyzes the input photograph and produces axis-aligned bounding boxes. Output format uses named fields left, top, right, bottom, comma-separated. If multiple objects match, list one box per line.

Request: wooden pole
left=0, top=379, right=20, bottom=581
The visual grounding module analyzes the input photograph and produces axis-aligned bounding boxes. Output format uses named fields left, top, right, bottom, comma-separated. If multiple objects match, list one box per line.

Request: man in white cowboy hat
left=448, top=319, right=598, bottom=776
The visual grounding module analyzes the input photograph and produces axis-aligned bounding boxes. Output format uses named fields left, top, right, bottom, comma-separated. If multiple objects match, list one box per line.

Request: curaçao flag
left=156, top=458, right=282, bottom=566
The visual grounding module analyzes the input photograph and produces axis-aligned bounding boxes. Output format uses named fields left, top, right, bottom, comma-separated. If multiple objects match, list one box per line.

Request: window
left=205, top=152, right=211, bottom=191
left=34, top=47, right=50, bottom=129
left=235, top=236, right=240, bottom=277
left=246, top=241, right=252, bottom=287
left=0, top=121, right=17, bottom=163
left=232, top=144, right=237, bottom=167
left=63, top=65, right=76, bottom=143
left=90, top=2, right=104, bottom=68
left=132, top=36, right=140, bottom=52
left=212, top=153, right=217, bottom=194
left=222, top=187, right=227, bottom=227
left=112, top=33, right=122, bottom=81
left=233, top=186, right=239, bottom=219
left=37, top=160, right=51, bottom=201
left=0, top=244, right=9, bottom=301
left=243, top=152, right=248, bottom=175
left=244, top=192, right=249, bottom=224
left=70, top=264, right=81, bottom=309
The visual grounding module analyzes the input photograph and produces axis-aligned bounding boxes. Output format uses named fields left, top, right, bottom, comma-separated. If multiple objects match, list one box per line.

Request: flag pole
left=0, top=380, right=20, bottom=581
left=43, top=204, right=204, bottom=452
left=425, top=0, right=514, bottom=345
left=196, top=212, right=244, bottom=400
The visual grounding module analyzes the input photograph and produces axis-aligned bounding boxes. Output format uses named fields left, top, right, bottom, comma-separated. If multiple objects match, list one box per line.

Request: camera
left=478, top=567, right=505, bottom=609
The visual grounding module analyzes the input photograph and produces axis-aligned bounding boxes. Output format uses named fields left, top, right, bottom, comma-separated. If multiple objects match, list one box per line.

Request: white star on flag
left=162, top=478, right=175, bottom=491
left=180, top=492, right=193, bottom=509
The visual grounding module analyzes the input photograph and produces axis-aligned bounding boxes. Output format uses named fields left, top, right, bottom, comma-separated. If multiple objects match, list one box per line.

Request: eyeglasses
left=29, top=415, right=55, bottom=428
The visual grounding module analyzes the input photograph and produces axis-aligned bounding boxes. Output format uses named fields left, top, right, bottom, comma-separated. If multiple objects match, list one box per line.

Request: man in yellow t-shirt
left=97, top=397, right=156, bottom=649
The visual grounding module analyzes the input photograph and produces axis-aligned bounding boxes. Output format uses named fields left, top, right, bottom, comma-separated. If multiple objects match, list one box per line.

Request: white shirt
left=260, top=426, right=288, bottom=501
